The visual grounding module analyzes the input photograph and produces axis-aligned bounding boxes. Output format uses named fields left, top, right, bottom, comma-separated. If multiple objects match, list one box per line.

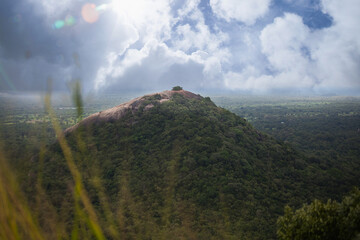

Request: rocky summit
left=65, top=90, right=202, bottom=134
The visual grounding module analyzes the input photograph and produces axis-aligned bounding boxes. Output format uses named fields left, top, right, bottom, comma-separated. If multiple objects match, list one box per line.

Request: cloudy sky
left=0, top=0, right=359, bottom=94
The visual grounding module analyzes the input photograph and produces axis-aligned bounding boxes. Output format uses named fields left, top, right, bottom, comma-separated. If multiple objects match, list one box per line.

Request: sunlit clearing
left=81, top=3, right=99, bottom=23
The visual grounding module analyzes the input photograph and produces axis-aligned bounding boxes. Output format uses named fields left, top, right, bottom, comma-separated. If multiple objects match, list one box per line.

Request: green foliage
left=172, top=86, right=183, bottom=91
left=1, top=93, right=360, bottom=239
left=30, top=93, right=321, bottom=239
left=71, top=80, right=84, bottom=122
left=214, top=96, right=360, bottom=200
left=277, top=188, right=360, bottom=240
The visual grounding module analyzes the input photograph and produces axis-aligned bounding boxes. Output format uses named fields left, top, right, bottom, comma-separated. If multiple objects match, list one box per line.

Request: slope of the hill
left=29, top=90, right=324, bottom=239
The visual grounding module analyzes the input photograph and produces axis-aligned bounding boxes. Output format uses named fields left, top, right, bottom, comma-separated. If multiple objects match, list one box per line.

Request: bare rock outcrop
left=64, top=90, right=202, bottom=134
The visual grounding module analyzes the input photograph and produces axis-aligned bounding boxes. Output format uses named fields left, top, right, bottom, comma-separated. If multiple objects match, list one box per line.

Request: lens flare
left=52, top=3, right=107, bottom=29
left=53, top=20, right=65, bottom=29
left=65, top=15, right=76, bottom=26
left=96, top=4, right=108, bottom=12
left=81, top=3, right=99, bottom=23
left=53, top=15, right=76, bottom=30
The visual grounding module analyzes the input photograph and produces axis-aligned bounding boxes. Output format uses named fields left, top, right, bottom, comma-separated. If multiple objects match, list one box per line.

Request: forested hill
left=28, top=89, right=340, bottom=239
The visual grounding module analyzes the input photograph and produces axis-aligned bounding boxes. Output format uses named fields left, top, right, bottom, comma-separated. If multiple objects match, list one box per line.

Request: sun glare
left=81, top=3, right=99, bottom=23
left=110, top=0, right=149, bottom=25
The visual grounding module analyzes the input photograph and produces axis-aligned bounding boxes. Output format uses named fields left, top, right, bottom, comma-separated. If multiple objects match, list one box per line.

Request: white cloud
left=175, top=0, right=201, bottom=18
left=225, top=2, right=360, bottom=92
left=6, top=0, right=360, bottom=93
left=95, top=39, right=208, bottom=90
left=260, top=13, right=310, bottom=72
left=171, top=1, right=229, bottom=58
left=93, top=0, right=176, bottom=90
left=95, top=0, right=230, bottom=91
left=313, top=0, right=360, bottom=89
left=171, top=8, right=230, bottom=82
left=321, top=0, right=360, bottom=42
left=24, top=0, right=360, bottom=93
left=97, top=20, right=140, bottom=56
left=224, top=66, right=314, bottom=92
left=172, top=3, right=230, bottom=85
left=225, top=13, right=315, bottom=91
left=173, top=20, right=228, bottom=53
left=110, top=0, right=173, bottom=43
left=210, top=0, right=271, bottom=25
left=311, top=28, right=360, bottom=89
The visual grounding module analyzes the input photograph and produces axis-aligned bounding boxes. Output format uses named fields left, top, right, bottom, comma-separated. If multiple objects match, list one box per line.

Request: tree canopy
left=172, top=86, right=183, bottom=91
left=277, top=188, right=360, bottom=240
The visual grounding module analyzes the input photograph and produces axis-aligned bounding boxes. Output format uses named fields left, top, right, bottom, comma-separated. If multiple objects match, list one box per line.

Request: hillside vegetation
left=1, top=91, right=359, bottom=239
left=24, top=91, right=335, bottom=239
left=214, top=95, right=360, bottom=200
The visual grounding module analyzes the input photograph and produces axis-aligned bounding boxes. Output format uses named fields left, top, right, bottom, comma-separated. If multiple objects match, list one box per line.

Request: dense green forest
left=277, top=188, right=360, bottom=240
left=0, top=92, right=359, bottom=239
left=213, top=95, right=360, bottom=200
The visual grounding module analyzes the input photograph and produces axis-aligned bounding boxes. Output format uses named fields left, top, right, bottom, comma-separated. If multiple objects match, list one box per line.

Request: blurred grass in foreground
left=1, top=85, right=360, bottom=239
left=0, top=84, right=229, bottom=239
left=0, top=140, right=44, bottom=240
left=0, top=83, right=194, bottom=239
left=0, top=81, right=114, bottom=239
